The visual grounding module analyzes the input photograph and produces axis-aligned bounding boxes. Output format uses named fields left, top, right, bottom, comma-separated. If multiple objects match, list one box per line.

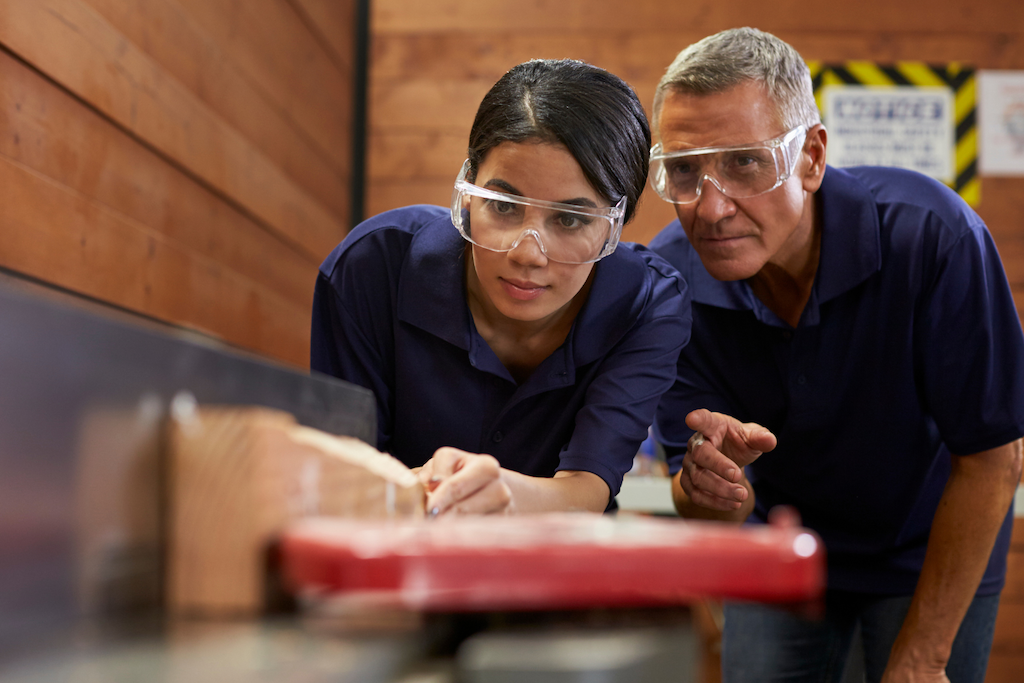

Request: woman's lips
left=500, top=278, right=547, bottom=301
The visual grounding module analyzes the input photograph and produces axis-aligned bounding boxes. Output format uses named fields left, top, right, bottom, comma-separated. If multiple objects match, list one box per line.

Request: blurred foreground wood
left=167, top=406, right=423, bottom=617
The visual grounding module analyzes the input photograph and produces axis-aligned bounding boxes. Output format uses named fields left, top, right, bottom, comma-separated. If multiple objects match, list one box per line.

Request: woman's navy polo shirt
left=650, top=165, right=1024, bottom=595
left=311, top=205, right=691, bottom=499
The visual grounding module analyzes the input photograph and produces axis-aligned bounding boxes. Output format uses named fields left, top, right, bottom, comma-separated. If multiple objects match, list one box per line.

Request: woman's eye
left=556, top=213, right=591, bottom=230
left=492, top=200, right=514, bottom=214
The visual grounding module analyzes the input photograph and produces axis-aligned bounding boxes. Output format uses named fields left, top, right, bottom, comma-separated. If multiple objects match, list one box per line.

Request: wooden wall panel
left=84, top=0, right=351, bottom=222
left=0, top=0, right=357, bottom=368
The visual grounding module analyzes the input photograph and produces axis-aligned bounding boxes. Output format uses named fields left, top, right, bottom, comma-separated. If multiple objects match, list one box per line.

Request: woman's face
left=465, top=141, right=604, bottom=327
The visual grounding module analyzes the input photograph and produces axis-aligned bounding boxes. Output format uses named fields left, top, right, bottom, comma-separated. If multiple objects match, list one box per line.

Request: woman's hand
left=419, top=447, right=515, bottom=517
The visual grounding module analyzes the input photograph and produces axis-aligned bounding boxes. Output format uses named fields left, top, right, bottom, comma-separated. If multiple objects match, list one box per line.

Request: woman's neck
left=466, top=264, right=593, bottom=384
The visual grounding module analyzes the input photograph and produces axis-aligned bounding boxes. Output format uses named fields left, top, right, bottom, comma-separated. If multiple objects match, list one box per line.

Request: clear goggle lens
left=649, top=125, right=808, bottom=204
left=450, top=160, right=626, bottom=265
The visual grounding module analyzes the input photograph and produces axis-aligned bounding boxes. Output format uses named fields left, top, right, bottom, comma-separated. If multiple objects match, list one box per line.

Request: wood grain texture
left=0, top=151, right=311, bottom=366
left=173, top=0, right=354, bottom=172
left=167, top=407, right=423, bottom=617
left=83, top=0, right=351, bottom=222
left=0, top=0, right=345, bottom=262
left=0, top=48, right=317, bottom=310
left=372, top=0, right=1023, bottom=35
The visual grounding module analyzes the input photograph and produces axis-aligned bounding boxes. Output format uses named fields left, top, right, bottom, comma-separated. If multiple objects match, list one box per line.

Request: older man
left=648, top=27, right=1024, bottom=683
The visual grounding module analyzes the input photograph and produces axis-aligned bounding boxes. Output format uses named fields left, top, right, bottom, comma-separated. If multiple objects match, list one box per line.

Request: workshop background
left=0, top=1, right=1022, bottom=680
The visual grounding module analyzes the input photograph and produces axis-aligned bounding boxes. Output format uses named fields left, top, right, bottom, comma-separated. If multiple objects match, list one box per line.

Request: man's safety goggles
left=450, top=160, right=626, bottom=265
left=649, top=125, right=808, bottom=204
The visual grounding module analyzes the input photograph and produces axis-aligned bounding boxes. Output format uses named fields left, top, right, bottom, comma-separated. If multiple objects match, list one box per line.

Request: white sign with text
left=823, top=86, right=955, bottom=183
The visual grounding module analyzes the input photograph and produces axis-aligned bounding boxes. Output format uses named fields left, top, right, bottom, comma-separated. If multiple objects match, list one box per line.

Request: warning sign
left=809, top=62, right=977, bottom=205
left=823, top=87, right=954, bottom=182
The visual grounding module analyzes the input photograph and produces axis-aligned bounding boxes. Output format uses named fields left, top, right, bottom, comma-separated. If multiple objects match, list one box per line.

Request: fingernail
left=428, top=506, right=440, bottom=518
left=429, top=475, right=442, bottom=483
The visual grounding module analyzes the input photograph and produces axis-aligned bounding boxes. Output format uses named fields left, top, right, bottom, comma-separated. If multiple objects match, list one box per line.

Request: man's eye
left=667, top=161, right=695, bottom=176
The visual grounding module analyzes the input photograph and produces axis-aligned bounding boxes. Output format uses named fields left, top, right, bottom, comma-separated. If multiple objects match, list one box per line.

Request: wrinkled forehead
left=655, top=83, right=786, bottom=151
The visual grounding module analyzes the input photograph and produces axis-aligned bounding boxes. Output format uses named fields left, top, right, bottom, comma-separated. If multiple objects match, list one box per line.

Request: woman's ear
left=801, top=124, right=828, bottom=193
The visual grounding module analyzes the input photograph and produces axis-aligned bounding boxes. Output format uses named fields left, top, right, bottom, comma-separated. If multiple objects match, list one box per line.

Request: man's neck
left=748, top=199, right=822, bottom=328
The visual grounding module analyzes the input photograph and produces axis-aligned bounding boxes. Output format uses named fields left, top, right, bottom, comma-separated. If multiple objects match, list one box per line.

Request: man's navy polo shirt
left=312, top=205, right=691, bottom=499
left=650, top=166, right=1024, bottom=595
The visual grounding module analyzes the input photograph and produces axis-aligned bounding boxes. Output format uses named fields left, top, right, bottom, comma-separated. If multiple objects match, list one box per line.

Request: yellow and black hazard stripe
left=807, top=61, right=978, bottom=206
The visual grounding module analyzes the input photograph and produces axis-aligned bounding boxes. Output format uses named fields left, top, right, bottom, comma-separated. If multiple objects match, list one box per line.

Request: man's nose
left=694, top=175, right=736, bottom=222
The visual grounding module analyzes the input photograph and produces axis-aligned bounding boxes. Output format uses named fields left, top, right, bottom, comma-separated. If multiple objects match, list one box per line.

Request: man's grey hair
left=652, top=27, right=821, bottom=138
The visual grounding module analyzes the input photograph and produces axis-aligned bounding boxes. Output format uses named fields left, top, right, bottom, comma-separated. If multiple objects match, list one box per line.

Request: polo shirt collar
left=690, top=165, right=882, bottom=324
left=397, top=214, right=472, bottom=350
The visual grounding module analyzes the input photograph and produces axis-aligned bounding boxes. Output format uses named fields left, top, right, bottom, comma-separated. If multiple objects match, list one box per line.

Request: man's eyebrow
left=482, top=178, right=599, bottom=209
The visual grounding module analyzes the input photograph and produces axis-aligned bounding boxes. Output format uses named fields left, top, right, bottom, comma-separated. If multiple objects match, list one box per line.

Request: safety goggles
left=450, top=160, right=626, bottom=265
left=649, top=125, right=808, bottom=204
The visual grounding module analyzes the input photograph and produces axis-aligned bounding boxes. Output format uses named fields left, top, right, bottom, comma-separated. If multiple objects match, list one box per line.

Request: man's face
left=656, top=80, right=823, bottom=282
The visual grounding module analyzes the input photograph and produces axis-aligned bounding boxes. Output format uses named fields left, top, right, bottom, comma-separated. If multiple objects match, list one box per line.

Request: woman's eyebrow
left=482, top=178, right=599, bottom=208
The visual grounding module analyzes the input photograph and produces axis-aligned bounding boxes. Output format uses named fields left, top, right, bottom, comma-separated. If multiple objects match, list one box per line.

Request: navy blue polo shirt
left=312, top=205, right=691, bottom=500
left=650, top=166, right=1024, bottom=595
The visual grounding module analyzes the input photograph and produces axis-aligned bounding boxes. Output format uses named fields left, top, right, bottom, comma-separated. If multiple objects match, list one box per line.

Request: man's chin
left=699, top=256, right=761, bottom=282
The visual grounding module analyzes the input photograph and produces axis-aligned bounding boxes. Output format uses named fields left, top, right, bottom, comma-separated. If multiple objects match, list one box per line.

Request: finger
left=684, top=408, right=719, bottom=437
left=689, top=441, right=744, bottom=484
left=427, top=453, right=501, bottom=515
left=742, top=423, right=778, bottom=453
left=438, top=477, right=513, bottom=516
left=679, top=466, right=746, bottom=511
left=688, top=461, right=748, bottom=501
left=428, top=446, right=477, bottom=480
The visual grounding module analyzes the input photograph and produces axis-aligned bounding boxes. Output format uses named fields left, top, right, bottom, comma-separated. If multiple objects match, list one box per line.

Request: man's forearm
left=884, top=440, right=1023, bottom=680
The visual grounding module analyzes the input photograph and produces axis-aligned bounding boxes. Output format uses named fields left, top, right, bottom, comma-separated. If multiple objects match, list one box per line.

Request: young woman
left=311, top=59, right=690, bottom=516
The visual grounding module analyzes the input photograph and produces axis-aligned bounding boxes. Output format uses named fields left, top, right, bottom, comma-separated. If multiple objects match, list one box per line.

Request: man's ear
left=801, top=124, right=827, bottom=192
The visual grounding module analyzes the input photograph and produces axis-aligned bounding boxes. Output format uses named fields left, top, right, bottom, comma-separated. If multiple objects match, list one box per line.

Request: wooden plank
left=0, top=48, right=318, bottom=310
left=0, top=0, right=344, bottom=262
left=367, top=131, right=468, bottom=181
left=371, top=32, right=1024, bottom=84
left=372, top=0, right=1024, bottom=36
left=986, top=651, right=1024, bottom=683
left=0, top=153, right=311, bottom=367
left=992, top=601, right=1024, bottom=654
left=167, top=407, right=423, bottom=616
left=1001, top=548, right=1024, bottom=603
left=369, top=78, right=491, bottom=131
left=291, top=0, right=358, bottom=73
left=173, top=0, right=354, bottom=172
left=83, top=0, right=351, bottom=223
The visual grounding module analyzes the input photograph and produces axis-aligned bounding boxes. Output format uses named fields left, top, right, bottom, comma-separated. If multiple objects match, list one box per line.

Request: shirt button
left=782, top=331, right=793, bottom=341
left=492, top=431, right=503, bottom=443
left=797, top=375, right=807, bottom=385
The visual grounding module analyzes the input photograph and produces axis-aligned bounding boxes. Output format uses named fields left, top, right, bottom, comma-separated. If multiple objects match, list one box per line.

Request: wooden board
left=167, top=407, right=424, bottom=617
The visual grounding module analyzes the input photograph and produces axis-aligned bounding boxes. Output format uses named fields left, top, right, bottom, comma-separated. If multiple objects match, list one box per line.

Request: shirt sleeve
left=311, top=230, right=405, bottom=453
left=915, top=219, right=1024, bottom=455
left=556, top=260, right=692, bottom=497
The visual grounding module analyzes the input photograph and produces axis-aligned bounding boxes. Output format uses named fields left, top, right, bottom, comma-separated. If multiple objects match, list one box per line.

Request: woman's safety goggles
left=649, top=125, right=808, bottom=204
left=450, top=160, right=626, bottom=265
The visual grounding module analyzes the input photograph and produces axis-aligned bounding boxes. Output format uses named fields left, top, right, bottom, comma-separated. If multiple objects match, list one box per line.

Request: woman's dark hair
left=467, top=59, right=651, bottom=224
